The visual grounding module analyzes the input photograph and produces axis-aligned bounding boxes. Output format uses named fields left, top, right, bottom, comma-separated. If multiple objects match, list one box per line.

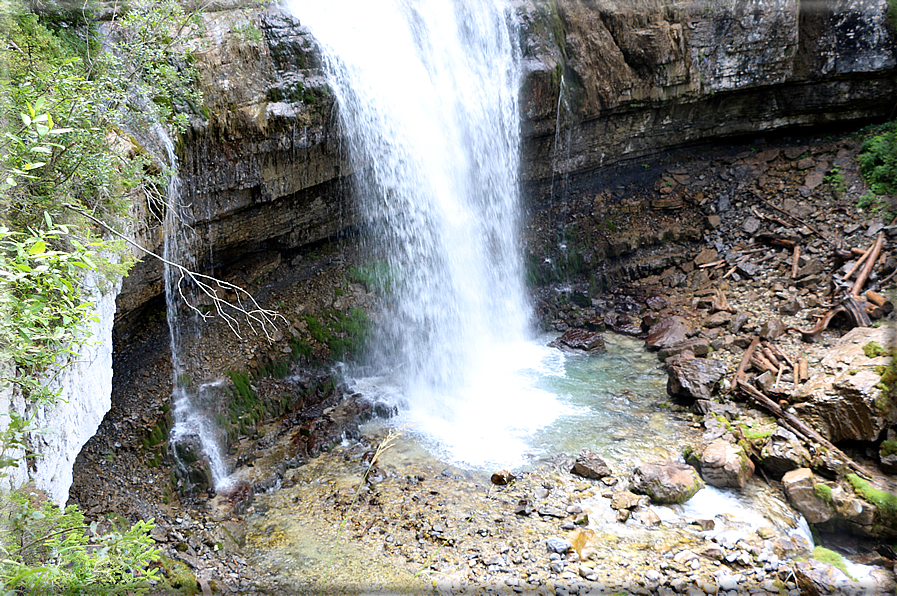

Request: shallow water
left=352, top=333, right=684, bottom=473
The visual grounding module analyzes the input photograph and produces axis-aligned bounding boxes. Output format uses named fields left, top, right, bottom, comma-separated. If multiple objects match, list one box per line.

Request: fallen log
left=736, top=379, right=872, bottom=479
left=842, top=295, right=872, bottom=327
left=797, top=358, right=809, bottom=384
left=850, top=232, right=884, bottom=297
left=791, top=245, right=801, bottom=280
left=752, top=353, right=780, bottom=375
left=755, top=233, right=797, bottom=249
left=787, top=305, right=848, bottom=340
left=734, top=337, right=760, bottom=385
left=763, top=341, right=794, bottom=368
left=866, top=290, right=894, bottom=314
left=844, top=238, right=876, bottom=281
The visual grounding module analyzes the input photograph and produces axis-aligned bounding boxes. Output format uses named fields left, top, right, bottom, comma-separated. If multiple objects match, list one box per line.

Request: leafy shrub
left=0, top=490, right=161, bottom=594
left=858, top=121, right=897, bottom=196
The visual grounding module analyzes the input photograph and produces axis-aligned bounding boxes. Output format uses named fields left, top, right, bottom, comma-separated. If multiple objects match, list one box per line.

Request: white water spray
left=287, top=0, right=571, bottom=468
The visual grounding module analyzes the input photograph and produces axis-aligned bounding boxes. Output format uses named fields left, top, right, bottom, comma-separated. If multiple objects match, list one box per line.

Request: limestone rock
left=781, top=468, right=832, bottom=524
left=657, top=338, right=710, bottom=361
left=571, top=449, right=612, bottom=480
left=698, top=438, right=754, bottom=489
left=645, top=316, right=691, bottom=351
left=630, top=461, right=704, bottom=504
left=793, top=326, right=895, bottom=443
left=665, top=353, right=727, bottom=401
left=759, top=427, right=812, bottom=479
left=550, top=328, right=606, bottom=354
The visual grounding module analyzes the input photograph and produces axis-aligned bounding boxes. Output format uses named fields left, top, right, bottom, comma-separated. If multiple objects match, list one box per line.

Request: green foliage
left=0, top=219, right=122, bottom=405
left=858, top=121, right=897, bottom=196
left=823, top=165, right=846, bottom=198
left=0, top=490, right=161, bottom=594
left=348, top=260, right=397, bottom=295
left=302, top=309, right=372, bottom=360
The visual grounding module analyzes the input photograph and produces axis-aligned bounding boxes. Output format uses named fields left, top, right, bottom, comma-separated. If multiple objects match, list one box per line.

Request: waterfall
left=156, top=128, right=231, bottom=490
left=288, top=0, right=569, bottom=468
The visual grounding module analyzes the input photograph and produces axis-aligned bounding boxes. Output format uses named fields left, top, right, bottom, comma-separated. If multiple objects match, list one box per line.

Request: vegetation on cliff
left=1, top=0, right=203, bottom=591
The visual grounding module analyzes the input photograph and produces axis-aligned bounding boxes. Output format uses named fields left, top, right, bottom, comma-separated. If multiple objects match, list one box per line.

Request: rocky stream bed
left=69, top=130, right=896, bottom=595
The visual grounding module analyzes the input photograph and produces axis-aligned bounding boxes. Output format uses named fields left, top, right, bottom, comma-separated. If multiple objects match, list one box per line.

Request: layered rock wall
left=518, top=0, right=897, bottom=186
left=115, top=0, right=896, bottom=322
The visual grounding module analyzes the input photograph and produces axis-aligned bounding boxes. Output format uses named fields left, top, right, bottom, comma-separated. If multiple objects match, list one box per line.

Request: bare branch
left=63, top=203, right=286, bottom=341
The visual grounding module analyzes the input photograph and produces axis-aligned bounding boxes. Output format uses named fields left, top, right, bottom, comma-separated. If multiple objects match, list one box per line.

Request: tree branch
left=63, top=203, right=285, bottom=341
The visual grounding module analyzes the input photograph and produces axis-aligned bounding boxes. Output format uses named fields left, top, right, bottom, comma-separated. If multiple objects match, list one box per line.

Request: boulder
left=571, top=449, right=613, bottom=480
left=645, top=316, right=691, bottom=351
left=630, top=461, right=704, bottom=504
left=549, top=328, right=606, bottom=354
left=759, top=427, right=812, bottom=479
left=781, top=468, right=832, bottom=524
left=657, top=338, right=710, bottom=361
left=698, top=438, right=754, bottom=489
left=703, top=311, right=733, bottom=328
left=759, top=318, right=785, bottom=341
left=792, top=326, right=895, bottom=443
left=666, top=353, right=727, bottom=400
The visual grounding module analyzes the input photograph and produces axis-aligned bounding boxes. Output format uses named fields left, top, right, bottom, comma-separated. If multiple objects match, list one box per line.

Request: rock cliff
left=115, top=0, right=896, bottom=322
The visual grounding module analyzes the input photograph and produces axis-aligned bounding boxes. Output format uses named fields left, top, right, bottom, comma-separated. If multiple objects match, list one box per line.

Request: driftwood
left=787, top=304, right=848, bottom=340
left=791, top=245, right=801, bottom=279
left=734, top=337, right=760, bottom=385
left=736, top=380, right=872, bottom=479
left=756, top=195, right=836, bottom=246
left=867, top=290, right=894, bottom=314
left=850, top=232, right=884, bottom=297
left=843, top=239, right=875, bottom=281
left=755, top=233, right=798, bottom=249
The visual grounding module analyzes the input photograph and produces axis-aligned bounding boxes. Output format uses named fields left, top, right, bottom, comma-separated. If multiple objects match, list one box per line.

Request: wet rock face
left=517, top=0, right=896, bottom=183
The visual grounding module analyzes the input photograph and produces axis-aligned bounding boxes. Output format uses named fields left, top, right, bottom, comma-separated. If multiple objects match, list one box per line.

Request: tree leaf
left=28, top=240, right=46, bottom=256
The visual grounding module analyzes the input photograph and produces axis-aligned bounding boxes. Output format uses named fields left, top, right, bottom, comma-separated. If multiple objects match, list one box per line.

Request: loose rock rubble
left=67, top=131, right=896, bottom=594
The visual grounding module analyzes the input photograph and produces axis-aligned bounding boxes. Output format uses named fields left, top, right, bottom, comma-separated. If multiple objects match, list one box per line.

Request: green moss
left=155, top=555, right=199, bottom=595
left=812, top=547, right=855, bottom=581
left=882, top=439, right=897, bottom=458
left=847, top=473, right=897, bottom=526
left=814, top=483, right=833, bottom=504
left=864, top=341, right=885, bottom=358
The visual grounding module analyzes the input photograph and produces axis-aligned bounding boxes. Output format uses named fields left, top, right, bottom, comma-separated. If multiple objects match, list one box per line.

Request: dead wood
left=734, top=337, right=760, bottom=385
left=791, top=245, right=801, bottom=279
left=866, top=290, right=894, bottom=314
left=736, top=380, right=872, bottom=479
left=844, top=239, right=875, bottom=280
left=850, top=232, right=884, bottom=297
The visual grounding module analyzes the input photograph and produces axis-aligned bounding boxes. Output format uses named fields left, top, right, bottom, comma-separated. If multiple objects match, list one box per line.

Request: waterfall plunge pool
left=235, top=332, right=812, bottom=594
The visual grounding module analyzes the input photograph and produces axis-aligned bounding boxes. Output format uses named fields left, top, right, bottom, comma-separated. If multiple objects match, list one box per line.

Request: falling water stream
left=156, top=129, right=231, bottom=490
left=285, top=0, right=577, bottom=471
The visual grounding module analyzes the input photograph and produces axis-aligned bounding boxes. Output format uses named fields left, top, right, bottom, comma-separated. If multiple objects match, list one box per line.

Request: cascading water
left=156, top=129, right=231, bottom=490
left=287, top=0, right=572, bottom=468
